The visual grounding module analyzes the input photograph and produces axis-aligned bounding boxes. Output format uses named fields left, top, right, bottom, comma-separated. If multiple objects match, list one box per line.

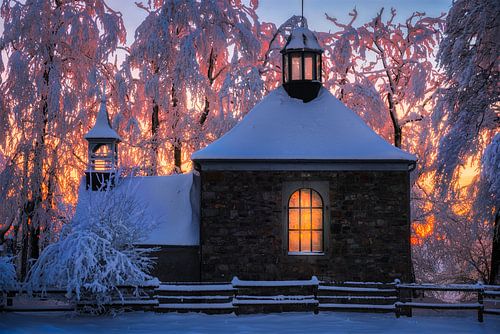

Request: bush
left=26, top=180, right=158, bottom=307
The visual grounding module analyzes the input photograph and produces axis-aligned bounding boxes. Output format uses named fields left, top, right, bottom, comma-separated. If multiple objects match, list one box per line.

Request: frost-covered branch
left=26, top=179, right=158, bottom=306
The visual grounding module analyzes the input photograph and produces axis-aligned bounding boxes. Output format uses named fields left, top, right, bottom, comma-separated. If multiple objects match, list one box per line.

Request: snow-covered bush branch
left=0, top=256, right=18, bottom=292
left=26, top=179, right=158, bottom=305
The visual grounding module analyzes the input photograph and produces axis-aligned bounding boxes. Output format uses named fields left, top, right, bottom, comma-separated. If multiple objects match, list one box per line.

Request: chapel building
left=78, top=25, right=416, bottom=283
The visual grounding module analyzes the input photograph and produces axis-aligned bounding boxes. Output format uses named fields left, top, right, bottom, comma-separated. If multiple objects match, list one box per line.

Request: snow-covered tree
left=436, top=0, right=499, bottom=186
left=324, top=8, right=444, bottom=150
left=216, top=14, right=306, bottom=138
left=0, top=256, right=18, bottom=292
left=404, top=0, right=499, bottom=283
left=434, top=0, right=499, bottom=284
left=0, top=0, right=125, bottom=278
left=26, top=179, right=157, bottom=307
left=121, top=0, right=261, bottom=174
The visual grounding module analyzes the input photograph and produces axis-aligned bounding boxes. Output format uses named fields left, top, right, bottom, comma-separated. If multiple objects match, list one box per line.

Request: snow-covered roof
left=75, top=173, right=199, bottom=246
left=282, top=26, right=323, bottom=52
left=84, top=98, right=121, bottom=141
left=192, top=87, right=416, bottom=162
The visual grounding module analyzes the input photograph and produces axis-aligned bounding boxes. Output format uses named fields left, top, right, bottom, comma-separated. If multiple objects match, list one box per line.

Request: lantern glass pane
left=316, top=54, right=321, bottom=81
left=283, top=54, right=289, bottom=82
left=304, top=54, right=313, bottom=80
left=291, top=54, right=302, bottom=80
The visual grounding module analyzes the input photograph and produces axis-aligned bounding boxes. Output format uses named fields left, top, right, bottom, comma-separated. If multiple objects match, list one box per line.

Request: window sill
left=288, top=252, right=325, bottom=256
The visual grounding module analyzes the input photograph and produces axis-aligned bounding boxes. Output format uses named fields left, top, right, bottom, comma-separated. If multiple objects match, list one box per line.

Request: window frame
left=282, top=181, right=330, bottom=256
left=282, top=51, right=321, bottom=83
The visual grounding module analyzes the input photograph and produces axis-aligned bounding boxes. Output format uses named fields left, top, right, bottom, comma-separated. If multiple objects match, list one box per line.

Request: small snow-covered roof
left=85, top=98, right=121, bottom=141
left=282, top=26, right=323, bottom=52
left=192, top=87, right=416, bottom=162
left=75, top=173, right=199, bottom=246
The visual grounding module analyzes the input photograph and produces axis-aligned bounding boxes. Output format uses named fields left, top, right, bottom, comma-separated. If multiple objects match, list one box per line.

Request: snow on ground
left=1, top=311, right=499, bottom=334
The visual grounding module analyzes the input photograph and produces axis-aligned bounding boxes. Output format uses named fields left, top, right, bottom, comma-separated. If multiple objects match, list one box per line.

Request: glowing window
left=291, top=54, right=302, bottom=80
left=304, top=54, right=314, bottom=80
left=94, top=144, right=111, bottom=157
left=316, top=54, right=321, bottom=81
left=91, top=144, right=114, bottom=171
left=283, top=54, right=289, bottom=82
left=288, top=188, right=323, bottom=253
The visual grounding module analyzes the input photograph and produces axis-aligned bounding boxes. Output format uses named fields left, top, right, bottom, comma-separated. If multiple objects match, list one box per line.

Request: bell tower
left=280, top=24, right=323, bottom=102
left=84, top=85, right=121, bottom=191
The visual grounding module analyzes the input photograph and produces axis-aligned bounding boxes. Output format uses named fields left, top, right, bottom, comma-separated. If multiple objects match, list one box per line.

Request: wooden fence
left=1, top=280, right=499, bottom=322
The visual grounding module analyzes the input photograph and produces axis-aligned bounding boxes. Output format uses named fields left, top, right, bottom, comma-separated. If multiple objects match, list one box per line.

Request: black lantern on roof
left=281, top=26, right=323, bottom=102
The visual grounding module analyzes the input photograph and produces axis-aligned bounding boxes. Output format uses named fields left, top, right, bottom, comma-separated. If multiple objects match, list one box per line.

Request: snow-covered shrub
left=0, top=256, right=18, bottom=292
left=26, top=180, right=158, bottom=307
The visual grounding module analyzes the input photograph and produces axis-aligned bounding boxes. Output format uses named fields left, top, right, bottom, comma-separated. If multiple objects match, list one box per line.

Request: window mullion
left=298, top=189, right=302, bottom=252
left=307, top=189, right=311, bottom=252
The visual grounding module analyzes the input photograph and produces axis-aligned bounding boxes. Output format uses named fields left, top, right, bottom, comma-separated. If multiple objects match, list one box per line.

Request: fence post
left=395, top=280, right=401, bottom=318
left=7, top=291, right=14, bottom=307
left=477, top=284, right=484, bottom=323
left=232, top=277, right=239, bottom=316
left=313, top=276, right=319, bottom=315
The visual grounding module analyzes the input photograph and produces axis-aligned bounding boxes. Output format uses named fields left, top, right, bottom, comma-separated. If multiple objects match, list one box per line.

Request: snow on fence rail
left=231, top=276, right=319, bottom=287
left=1, top=285, right=158, bottom=312
left=394, top=283, right=500, bottom=322
left=2, top=280, right=500, bottom=322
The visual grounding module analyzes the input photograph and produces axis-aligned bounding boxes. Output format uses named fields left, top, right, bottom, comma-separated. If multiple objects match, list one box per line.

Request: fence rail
left=1, top=280, right=499, bottom=322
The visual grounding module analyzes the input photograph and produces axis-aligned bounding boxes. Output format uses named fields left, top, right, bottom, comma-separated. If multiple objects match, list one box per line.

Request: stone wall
left=200, top=170, right=412, bottom=282
left=144, top=245, right=200, bottom=282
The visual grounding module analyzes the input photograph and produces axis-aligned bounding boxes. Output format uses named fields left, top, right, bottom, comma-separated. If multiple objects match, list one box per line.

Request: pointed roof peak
left=101, top=80, right=108, bottom=103
left=85, top=84, right=121, bottom=141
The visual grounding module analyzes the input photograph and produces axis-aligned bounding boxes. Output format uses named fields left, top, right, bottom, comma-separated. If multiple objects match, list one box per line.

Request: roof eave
left=84, top=134, right=122, bottom=142
left=193, top=158, right=417, bottom=172
left=280, top=47, right=324, bottom=54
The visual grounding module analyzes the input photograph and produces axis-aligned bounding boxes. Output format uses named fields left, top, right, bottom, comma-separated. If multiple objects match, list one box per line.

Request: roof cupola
left=281, top=24, right=323, bottom=102
left=84, top=84, right=121, bottom=191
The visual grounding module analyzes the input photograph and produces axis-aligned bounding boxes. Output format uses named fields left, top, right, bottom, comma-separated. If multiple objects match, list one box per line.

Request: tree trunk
left=150, top=101, right=159, bottom=175
left=387, top=92, right=402, bottom=148
left=199, top=97, right=210, bottom=126
left=29, top=223, right=40, bottom=260
left=21, top=42, right=54, bottom=277
left=338, top=67, right=350, bottom=102
left=174, top=143, right=182, bottom=172
left=19, top=223, right=29, bottom=280
left=199, top=48, right=215, bottom=126
left=489, top=208, right=500, bottom=284
left=171, top=85, right=182, bottom=173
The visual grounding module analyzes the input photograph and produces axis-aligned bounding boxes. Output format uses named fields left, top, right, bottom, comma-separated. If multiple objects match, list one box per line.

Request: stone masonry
left=200, top=170, right=413, bottom=282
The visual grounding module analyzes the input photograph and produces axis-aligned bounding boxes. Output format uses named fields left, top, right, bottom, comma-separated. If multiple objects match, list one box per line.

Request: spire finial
left=301, top=0, right=304, bottom=27
left=101, top=79, right=107, bottom=103
left=97, top=79, right=111, bottom=128
left=84, top=78, right=121, bottom=142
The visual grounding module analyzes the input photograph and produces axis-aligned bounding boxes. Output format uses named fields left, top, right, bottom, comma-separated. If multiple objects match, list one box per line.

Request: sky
left=0, top=0, right=452, bottom=70
left=106, top=0, right=452, bottom=46
left=0, top=0, right=452, bottom=67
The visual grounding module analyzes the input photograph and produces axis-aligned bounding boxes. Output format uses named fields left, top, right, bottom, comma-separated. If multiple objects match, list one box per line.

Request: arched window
left=288, top=188, right=324, bottom=254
